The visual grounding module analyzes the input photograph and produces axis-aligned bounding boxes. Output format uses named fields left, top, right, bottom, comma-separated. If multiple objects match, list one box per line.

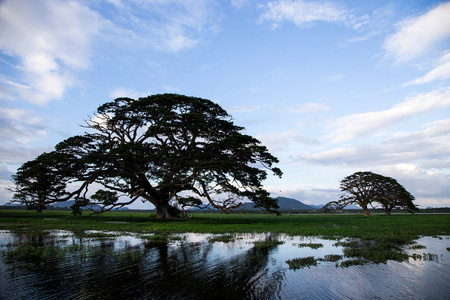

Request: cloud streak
left=327, top=88, right=450, bottom=142
left=0, top=107, right=48, bottom=144
left=303, top=118, right=450, bottom=168
left=384, top=2, right=450, bottom=63
left=259, top=0, right=351, bottom=29
left=404, top=52, right=450, bottom=86
left=105, top=0, right=222, bottom=52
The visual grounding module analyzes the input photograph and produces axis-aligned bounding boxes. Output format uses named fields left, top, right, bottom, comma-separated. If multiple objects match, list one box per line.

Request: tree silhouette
left=324, top=171, right=416, bottom=216
left=10, top=94, right=282, bottom=218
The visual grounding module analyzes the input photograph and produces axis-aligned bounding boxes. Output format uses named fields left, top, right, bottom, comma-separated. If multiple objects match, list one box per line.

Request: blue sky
left=1, top=0, right=449, bottom=209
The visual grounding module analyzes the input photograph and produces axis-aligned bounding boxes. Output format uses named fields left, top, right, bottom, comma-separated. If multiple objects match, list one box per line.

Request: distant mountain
left=276, top=197, right=315, bottom=210
left=235, top=197, right=318, bottom=211
left=51, top=200, right=102, bottom=211
left=310, top=204, right=324, bottom=210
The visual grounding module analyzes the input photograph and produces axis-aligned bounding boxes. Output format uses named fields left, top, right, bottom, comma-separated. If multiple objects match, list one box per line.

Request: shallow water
left=0, top=230, right=449, bottom=299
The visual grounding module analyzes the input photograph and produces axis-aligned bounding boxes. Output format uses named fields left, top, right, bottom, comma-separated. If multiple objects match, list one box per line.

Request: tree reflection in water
left=0, top=230, right=286, bottom=299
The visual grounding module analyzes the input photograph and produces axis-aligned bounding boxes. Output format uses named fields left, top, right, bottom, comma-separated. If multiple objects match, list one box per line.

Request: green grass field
left=1, top=209, right=449, bottom=241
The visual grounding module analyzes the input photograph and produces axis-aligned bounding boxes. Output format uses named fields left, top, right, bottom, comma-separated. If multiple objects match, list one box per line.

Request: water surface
left=0, top=230, right=448, bottom=299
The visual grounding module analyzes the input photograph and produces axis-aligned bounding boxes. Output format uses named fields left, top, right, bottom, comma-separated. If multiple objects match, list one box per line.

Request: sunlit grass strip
left=1, top=210, right=449, bottom=239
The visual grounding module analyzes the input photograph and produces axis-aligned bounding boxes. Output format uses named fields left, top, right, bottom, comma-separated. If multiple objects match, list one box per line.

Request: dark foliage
left=9, top=94, right=282, bottom=218
left=324, top=171, right=417, bottom=216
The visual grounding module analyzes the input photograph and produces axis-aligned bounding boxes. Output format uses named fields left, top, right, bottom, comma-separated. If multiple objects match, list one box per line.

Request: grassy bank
left=1, top=209, right=449, bottom=240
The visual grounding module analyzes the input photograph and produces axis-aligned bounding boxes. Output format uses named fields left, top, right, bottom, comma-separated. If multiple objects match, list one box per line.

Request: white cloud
left=299, top=119, right=450, bottom=206
left=230, top=103, right=329, bottom=113
left=109, top=0, right=222, bottom=52
left=109, top=87, right=148, bottom=100
left=384, top=2, right=450, bottom=63
left=229, top=105, right=261, bottom=113
left=0, top=144, right=49, bottom=165
left=162, top=85, right=180, bottom=93
left=0, top=107, right=48, bottom=144
left=303, top=118, right=450, bottom=168
left=0, top=0, right=104, bottom=105
left=327, top=88, right=450, bottom=142
left=404, top=52, right=450, bottom=86
left=327, top=73, right=343, bottom=81
left=283, top=103, right=330, bottom=113
left=259, top=0, right=351, bottom=29
left=375, top=164, right=450, bottom=204
left=257, top=131, right=319, bottom=153
left=231, top=0, right=251, bottom=9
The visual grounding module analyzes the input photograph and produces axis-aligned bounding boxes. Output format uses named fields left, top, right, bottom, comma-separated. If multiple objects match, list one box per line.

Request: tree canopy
left=9, top=94, right=282, bottom=218
left=324, top=171, right=417, bottom=216
left=7, top=152, right=69, bottom=213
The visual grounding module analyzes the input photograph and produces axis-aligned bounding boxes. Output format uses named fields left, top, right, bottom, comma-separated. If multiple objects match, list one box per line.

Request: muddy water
left=0, top=231, right=449, bottom=299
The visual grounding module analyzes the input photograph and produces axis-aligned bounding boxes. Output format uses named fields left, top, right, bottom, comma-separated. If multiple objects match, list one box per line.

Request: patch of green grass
left=338, top=259, right=367, bottom=268
left=297, top=243, right=323, bottom=249
left=286, top=256, right=318, bottom=270
left=143, top=234, right=170, bottom=245
left=343, top=247, right=409, bottom=264
left=409, top=244, right=426, bottom=250
left=208, top=234, right=234, bottom=243
left=254, top=240, right=284, bottom=249
left=340, top=239, right=410, bottom=264
left=410, top=253, right=439, bottom=261
left=320, top=254, right=343, bottom=262
left=1, top=244, right=66, bottom=261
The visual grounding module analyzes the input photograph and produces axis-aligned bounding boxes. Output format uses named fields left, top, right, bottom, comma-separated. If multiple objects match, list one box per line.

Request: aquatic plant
left=254, top=240, right=284, bottom=249
left=144, top=234, right=170, bottom=245
left=343, top=246, right=409, bottom=264
left=339, top=259, right=366, bottom=268
left=320, top=254, right=343, bottom=262
left=208, top=235, right=234, bottom=243
left=409, top=244, right=426, bottom=249
left=286, top=256, right=318, bottom=270
left=410, top=253, right=439, bottom=261
left=297, top=243, right=323, bottom=249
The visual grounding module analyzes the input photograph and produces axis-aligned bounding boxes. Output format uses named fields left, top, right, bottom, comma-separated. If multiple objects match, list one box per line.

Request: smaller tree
left=324, top=171, right=416, bottom=216
left=374, top=176, right=417, bottom=215
left=7, top=152, right=69, bottom=213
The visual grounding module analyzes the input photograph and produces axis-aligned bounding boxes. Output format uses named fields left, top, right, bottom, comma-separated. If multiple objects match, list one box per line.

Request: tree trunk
left=385, top=208, right=391, bottom=216
left=36, top=205, right=43, bottom=213
left=362, top=205, right=371, bottom=216
left=155, top=201, right=182, bottom=219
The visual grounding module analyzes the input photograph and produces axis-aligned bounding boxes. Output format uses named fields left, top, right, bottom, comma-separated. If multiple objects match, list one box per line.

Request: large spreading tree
left=10, top=94, right=282, bottom=218
left=324, top=171, right=417, bottom=216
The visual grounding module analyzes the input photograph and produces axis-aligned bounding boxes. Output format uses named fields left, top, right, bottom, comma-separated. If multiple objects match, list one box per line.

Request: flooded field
left=0, top=230, right=449, bottom=299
